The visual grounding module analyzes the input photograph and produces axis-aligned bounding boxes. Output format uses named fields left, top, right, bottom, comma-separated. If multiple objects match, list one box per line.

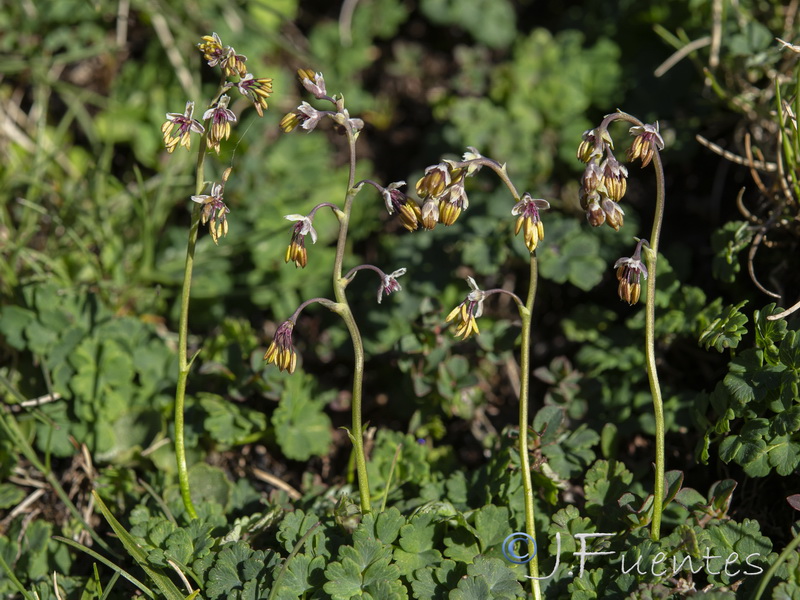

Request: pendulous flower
left=377, top=268, right=407, bottom=303
left=382, top=181, right=421, bottom=231
left=512, top=193, right=550, bottom=253
left=161, top=101, right=205, bottom=153
left=298, top=69, right=328, bottom=99
left=577, top=127, right=613, bottom=163
left=614, top=240, right=649, bottom=305
left=191, top=175, right=230, bottom=245
left=203, top=95, right=237, bottom=154
left=602, top=197, right=625, bottom=231
left=446, top=276, right=486, bottom=340
left=197, top=32, right=247, bottom=78
left=416, top=163, right=451, bottom=201
left=280, top=102, right=324, bottom=133
left=628, top=122, right=665, bottom=168
left=237, top=74, right=273, bottom=117
left=264, top=321, right=298, bottom=373
left=599, top=155, right=628, bottom=202
left=284, top=214, right=317, bottom=268
left=438, top=170, right=469, bottom=226
left=420, top=197, right=440, bottom=230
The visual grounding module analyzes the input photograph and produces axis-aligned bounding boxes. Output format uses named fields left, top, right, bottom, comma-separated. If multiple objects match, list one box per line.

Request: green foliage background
left=1, top=0, right=799, bottom=598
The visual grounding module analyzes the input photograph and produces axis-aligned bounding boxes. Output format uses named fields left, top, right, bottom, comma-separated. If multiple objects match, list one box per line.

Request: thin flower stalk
left=271, top=72, right=386, bottom=514
left=584, top=110, right=667, bottom=541
left=173, top=129, right=208, bottom=520
left=441, top=156, right=545, bottom=599
left=169, top=34, right=272, bottom=519
left=332, top=115, right=372, bottom=514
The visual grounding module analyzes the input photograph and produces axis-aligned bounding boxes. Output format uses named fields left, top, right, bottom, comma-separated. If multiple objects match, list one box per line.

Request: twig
left=149, top=6, right=197, bottom=99
left=696, top=134, right=777, bottom=172
left=767, top=297, right=800, bottom=320
left=338, top=0, right=360, bottom=47
left=655, top=36, right=710, bottom=78
left=745, top=133, right=769, bottom=195
left=710, top=0, right=722, bottom=69
left=251, top=467, right=302, bottom=500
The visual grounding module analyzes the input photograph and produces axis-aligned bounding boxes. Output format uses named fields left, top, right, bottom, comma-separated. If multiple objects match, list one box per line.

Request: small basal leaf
left=464, top=556, right=521, bottom=599
left=450, top=576, right=491, bottom=600
left=323, top=558, right=365, bottom=599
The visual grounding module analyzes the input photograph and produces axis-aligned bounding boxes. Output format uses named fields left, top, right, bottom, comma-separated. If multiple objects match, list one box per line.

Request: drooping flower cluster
left=162, top=101, right=205, bottom=153
left=577, top=119, right=664, bottom=231
left=381, top=181, right=422, bottom=231
left=284, top=214, right=317, bottom=268
left=416, top=160, right=470, bottom=229
left=377, top=268, right=406, bottom=303
left=446, top=277, right=486, bottom=340
left=203, top=95, right=237, bottom=154
left=191, top=168, right=232, bottom=244
left=280, top=70, right=363, bottom=136
left=197, top=32, right=247, bottom=78
left=264, top=321, right=298, bottom=373
left=577, top=128, right=629, bottom=230
left=627, top=123, right=665, bottom=169
left=512, top=193, right=550, bottom=253
left=614, top=239, right=649, bottom=305
left=160, top=33, right=273, bottom=155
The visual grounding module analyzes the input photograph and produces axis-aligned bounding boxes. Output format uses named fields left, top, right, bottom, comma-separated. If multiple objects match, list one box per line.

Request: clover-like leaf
left=394, top=513, right=442, bottom=576
left=583, top=460, right=633, bottom=519
left=698, top=301, right=748, bottom=352
left=272, top=375, right=332, bottom=461
left=322, top=557, right=363, bottom=599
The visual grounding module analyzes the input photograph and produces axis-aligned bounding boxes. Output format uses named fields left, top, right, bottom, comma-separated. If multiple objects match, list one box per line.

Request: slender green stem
left=644, top=150, right=666, bottom=541
left=0, top=551, right=36, bottom=600
left=518, top=256, right=543, bottom=600
left=331, top=118, right=372, bottom=514
left=457, top=157, right=543, bottom=595
left=751, top=525, right=800, bottom=600
left=605, top=111, right=667, bottom=540
left=173, top=133, right=209, bottom=521
left=268, top=521, right=322, bottom=600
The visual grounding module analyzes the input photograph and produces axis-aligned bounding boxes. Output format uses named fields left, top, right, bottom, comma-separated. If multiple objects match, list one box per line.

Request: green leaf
left=754, top=303, right=788, bottom=362
left=443, top=527, right=480, bottom=563
left=464, top=556, right=521, bottom=599
left=538, top=222, right=605, bottom=291
left=375, top=508, right=405, bottom=545
left=710, top=221, right=752, bottom=283
left=772, top=405, right=800, bottom=437
left=583, top=460, right=633, bottom=518
left=188, top=463, right=233, bottom=512
left=780, top=331, right=800, bottom=370
left=474, top=505, right=511, bottom=553
left=272, top=554, right=326, bottom=600
left=767, top=435, right=800, bottom=476
left=394, top=513, right=442, bottom=576
left=206, top=541, right=269, bottom=599
left=420, top=0, right=516, bottom=49
left=91, top=492, right=184, bottom=600
left=276, top=510, right=325, bottom=557
left=548, top=506, right=595, bottom=556
left=0, top=484, right=25, bottom=509
left=698, top=301, right=748, bottom=352
left=450, top=576, right=491, bottom=600
left=200, top=393, right=267, bottom=447
left=271, top=375, right=332, bottom=461
left=0, top=306, right=35, bottom=350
